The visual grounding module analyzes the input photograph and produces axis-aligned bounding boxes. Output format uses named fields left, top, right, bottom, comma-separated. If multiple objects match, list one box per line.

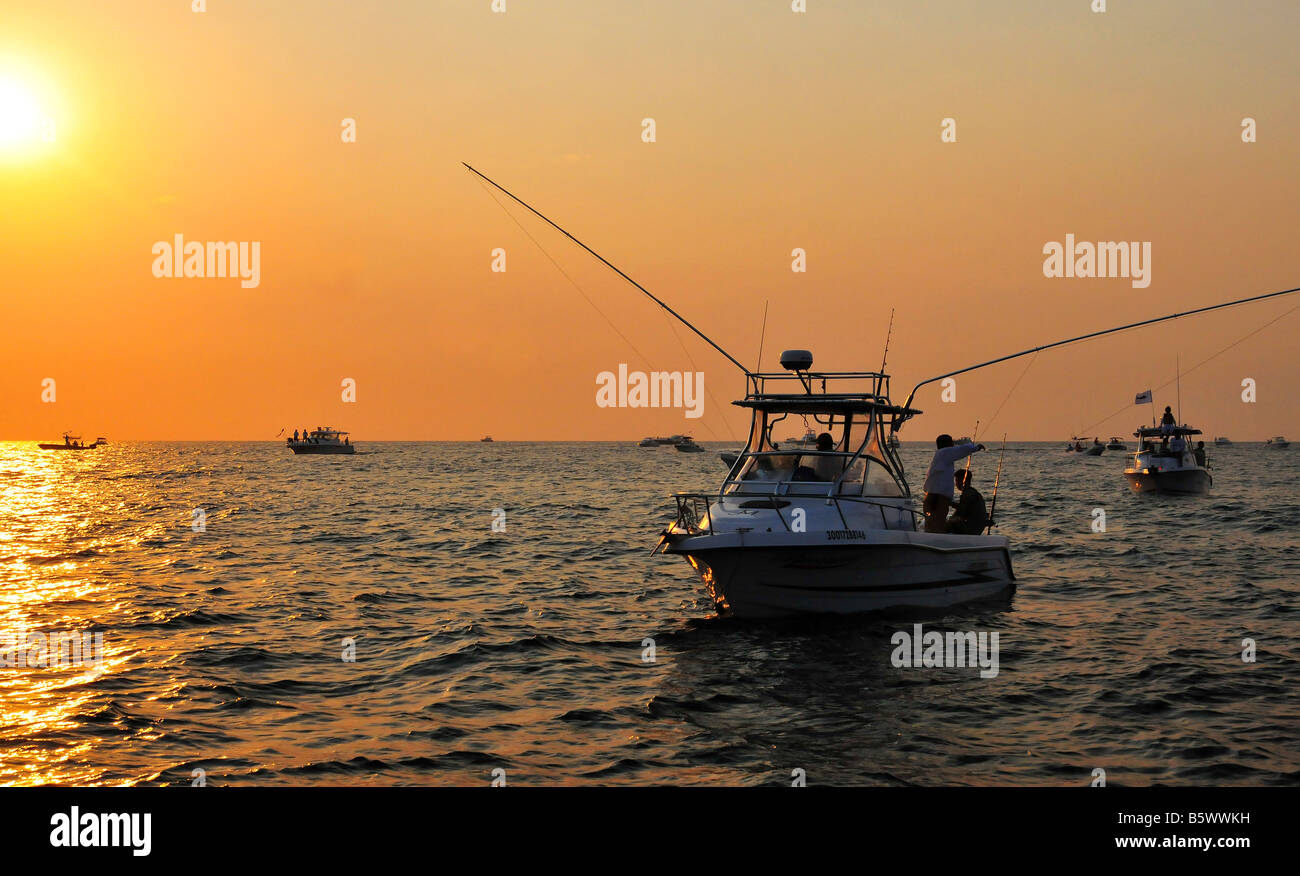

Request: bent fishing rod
left=463, top=163, right=750, bottom=375
left=902, top=284, right=1300, bottom=415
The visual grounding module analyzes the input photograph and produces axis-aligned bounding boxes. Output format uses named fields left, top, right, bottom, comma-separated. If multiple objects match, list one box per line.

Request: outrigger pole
left=901, top=284, right=1300, bottom=417
left=463, top=163, right=750, bottom=375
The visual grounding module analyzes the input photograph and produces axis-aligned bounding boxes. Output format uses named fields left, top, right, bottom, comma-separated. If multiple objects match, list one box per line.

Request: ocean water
left=0, top=440, right=1296, bottom=786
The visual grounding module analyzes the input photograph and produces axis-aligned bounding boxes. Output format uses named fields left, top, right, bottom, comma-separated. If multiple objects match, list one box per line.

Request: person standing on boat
left=922, top=435, right=985, bottom=533
left=947, top=469, right=989, bottom=535
left=1193, top=441, right=1206, bottom=467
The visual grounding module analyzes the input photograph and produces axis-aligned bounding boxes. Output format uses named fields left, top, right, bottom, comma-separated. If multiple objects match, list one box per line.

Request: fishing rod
left=879, top=307, right=895, bottom=374
left=901, top=284, right=1300, bottom=414
left=463, top=163, right=750, bottom=375
left=986, top=433, right=1006, bottom=534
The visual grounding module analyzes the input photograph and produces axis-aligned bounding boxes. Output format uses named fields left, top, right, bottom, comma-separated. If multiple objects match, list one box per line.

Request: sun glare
left=0, top=75, right=47, bottom=151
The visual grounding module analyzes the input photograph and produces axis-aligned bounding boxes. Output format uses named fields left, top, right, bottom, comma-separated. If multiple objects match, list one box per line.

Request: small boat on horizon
left=1264, top=436, right=1289, bottom=449
left=673, top=436, right=705, bottom=453
left=784, top=427, right=819, bottom=449
left=287, top=427, right=355, bottom=455
left=1214, top=436, right=1233, bottom=446
left=480, top=435, right=494, bottom=442
left=37, top=432, right=105, bottom=451
left=1066, top=437, right=1104, bottom=455
left=1106, top=437, right=1127, bottom=450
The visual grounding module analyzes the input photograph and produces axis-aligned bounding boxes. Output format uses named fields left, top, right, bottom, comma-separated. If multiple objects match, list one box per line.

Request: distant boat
left=1106, top=437, right=1127, bottom=450
left=673, top=436, right=704, bottom=452
left=37, top=432, right=103, bottom=451
left=1214, top=436, right=1233, bottom=446
left=1125, top=425, right=1211, bottom=494
left=888, top=434, right=901, bottom=449
left=638, top=437, right=659, bottom=447
left=1264, top=436, right=1290, bottom=449
left=1066, top=436, right=1103, bottom=455
left=287, top=427, right=355, bottom=455
left=785, top=428, right=818, bottom=448
left=480, top=435, right=494, bottom=442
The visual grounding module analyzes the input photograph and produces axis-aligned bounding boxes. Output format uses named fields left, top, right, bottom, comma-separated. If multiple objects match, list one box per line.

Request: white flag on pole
left=1135, top=390, right=1153, bottom=404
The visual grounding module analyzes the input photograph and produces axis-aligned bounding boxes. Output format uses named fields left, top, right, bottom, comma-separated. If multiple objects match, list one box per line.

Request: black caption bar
left=0, top=787, right=1288, bottom=862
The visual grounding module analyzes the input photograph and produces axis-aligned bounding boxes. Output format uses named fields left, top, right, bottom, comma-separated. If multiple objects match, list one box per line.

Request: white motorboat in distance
left=1214, top=436, right=1233, bottom=446
left=288, top=427, right=356, bottom=455
left=1264, top=436, right=1290, bottom=449
left=1124, top=426, right=1210, bottom=493
left=655, top=350, right=1015, bottom=618
left=673, top=436, right=705, bottom=452
left=1106, top=437, right=1127, bottom=451
left=785, top=427, right=819, bottom=449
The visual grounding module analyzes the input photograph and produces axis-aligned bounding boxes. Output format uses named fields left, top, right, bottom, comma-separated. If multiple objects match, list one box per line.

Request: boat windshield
left=724, top=409, right=904, bottom=497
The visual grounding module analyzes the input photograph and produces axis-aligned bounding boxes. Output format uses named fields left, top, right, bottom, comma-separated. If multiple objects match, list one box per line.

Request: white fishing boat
left=654, top=351, right=1015, bottom=617
left=287, top=427, right=355, bottom=455
left=1124, top=426, right=1210, bottom=494
left=1214, top=436, right=1232, bottom=446
left=1264, top=436, right=1290, bottom=449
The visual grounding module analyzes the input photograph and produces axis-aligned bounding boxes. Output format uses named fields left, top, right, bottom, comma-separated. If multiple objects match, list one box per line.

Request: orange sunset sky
left=1, top=0, right=1297, bottom=441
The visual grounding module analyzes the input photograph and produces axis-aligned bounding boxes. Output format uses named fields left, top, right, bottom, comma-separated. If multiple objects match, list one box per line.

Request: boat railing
left=745, top=369, right=892, bottom=401
left=669, top=491, right=921, bottom=537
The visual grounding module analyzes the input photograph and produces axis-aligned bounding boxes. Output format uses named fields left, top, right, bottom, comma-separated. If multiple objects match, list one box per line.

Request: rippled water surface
left=1, top=441, right=1296, bottom=786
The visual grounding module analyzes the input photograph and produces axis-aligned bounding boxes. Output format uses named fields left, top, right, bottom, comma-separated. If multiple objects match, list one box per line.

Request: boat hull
left=289, top=444, right=355, bottom=455
left=1124, top=468, right=1211, bottom=494
left=668, top=534, right=1015, bottom=618
left=37, top=444, right=96, bottom=451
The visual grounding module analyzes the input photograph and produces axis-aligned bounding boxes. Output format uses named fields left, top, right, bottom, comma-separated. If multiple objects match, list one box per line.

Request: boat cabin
left=721, top=367, right=919, bottom=500
left=1129, top=425, right=1206, bottom=469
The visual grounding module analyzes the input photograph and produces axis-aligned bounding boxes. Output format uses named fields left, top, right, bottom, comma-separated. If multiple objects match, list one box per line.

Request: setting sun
left=0, top=75, right=45, bottom=149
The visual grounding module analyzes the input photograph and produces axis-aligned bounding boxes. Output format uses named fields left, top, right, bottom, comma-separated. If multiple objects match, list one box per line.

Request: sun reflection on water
left=0, top=442, right=134, bottom=784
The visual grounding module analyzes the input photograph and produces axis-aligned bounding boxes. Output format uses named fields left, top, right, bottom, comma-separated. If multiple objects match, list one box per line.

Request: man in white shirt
left=922, top=434, right=985, bottom=533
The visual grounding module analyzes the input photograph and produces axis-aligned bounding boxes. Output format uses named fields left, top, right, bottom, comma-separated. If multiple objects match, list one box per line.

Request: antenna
left=463, top=163, right=750, bottom=375
left=1176, top=354, right=1182, bottom=426
left=756, top=299, right=770, bottom=372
